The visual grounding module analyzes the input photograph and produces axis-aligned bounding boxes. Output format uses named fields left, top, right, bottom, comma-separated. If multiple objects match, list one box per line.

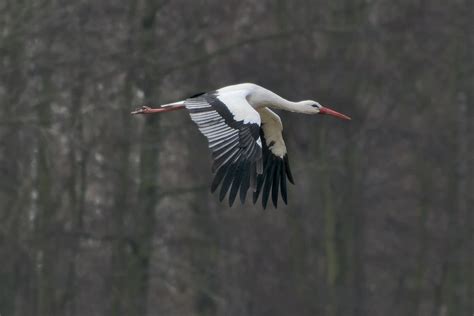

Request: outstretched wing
left=253, top=108, right=294, bottom=208
left=185, top=90, right=263, bottom=206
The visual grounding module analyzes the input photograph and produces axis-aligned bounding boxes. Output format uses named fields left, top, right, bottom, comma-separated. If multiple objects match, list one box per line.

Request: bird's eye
left=312, top=103, right=320, bottom=108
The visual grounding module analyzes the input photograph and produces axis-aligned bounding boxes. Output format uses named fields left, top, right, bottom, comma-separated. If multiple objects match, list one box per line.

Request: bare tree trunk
left=0, top=2, right=33, bottom=314
left=34, top=72, right=58, bottom=316
left=456, top=3, right=473, bottom=312
left=343, top=140, right=366, bottom=316
left=412, top=151, right=432, bottom=316
left=108, top=1, right=159, bottom=315
left=315, top=127, right=338, bottom=316
left=63, top=55, right=87, bottom=316
left=435, top=8, right=472, bottom=314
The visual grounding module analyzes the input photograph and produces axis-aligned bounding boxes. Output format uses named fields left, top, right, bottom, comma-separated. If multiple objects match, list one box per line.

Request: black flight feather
left=213, top=148, right=240, bottom=172
left=284, top=155, right=294, bottom=184
left=212, top=140, right=239, bottom=161
left=239, top=161, right=251, bottom=204
left=219, top=164, right=237, bottom=202
left=228, top=162, right=244, bottom=206
left=261, top=159, right=276, bottom=209
left=211, top=162, right=229, bottom=193
left=253, top=161, right=268, bottom=204
left=272, top=161, right=281, bottom=208
left=280, top=162, right=288, bottom=204
left=185, top=92, right=264, bottom=206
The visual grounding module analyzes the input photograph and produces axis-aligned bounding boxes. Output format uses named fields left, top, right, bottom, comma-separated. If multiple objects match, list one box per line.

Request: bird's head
left=298, top=100, right=351, bottom=120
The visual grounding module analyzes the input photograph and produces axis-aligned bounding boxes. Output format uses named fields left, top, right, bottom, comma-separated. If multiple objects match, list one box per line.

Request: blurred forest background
left=0, top=0, right=472, bottom=316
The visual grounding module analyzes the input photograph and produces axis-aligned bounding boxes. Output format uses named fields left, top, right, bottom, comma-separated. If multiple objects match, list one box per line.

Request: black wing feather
left=261, top=159, right=276, bottom=209
left=228, top=162, right=244, bottom=206
left=280, top=163, right=288, bottom=204
left=186, top=92, right=262, bottom=206
left=219, top=163, right=237, bottom=202
left=272, top=161, right=281, bottom=208
left=186, top=92, right=294, bottom=208
left=211, top=161, right=229, bottom=193
left=253, top=128, right=294, bottom=208
left=239, top=161, right=251, bottom=204
left=284, top=155, right=295, bottom=184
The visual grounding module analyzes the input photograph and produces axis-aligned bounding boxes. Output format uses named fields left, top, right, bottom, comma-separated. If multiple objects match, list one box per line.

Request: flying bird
left=132, top=83, right=350, bottom=208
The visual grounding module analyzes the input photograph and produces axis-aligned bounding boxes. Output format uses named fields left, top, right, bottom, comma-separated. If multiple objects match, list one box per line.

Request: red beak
left=319, top=106, right=351, bottom=120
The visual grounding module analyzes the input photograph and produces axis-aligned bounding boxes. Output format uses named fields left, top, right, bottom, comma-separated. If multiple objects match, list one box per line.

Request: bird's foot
left=131, top=104, right=185, bottom=115
left=131, top=106, right=153, bottom=115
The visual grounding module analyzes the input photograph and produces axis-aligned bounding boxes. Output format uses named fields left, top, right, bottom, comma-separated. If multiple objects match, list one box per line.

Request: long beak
left=131, top=105, right=185, bottom=115
left=319, top=106, right=351, bottom=120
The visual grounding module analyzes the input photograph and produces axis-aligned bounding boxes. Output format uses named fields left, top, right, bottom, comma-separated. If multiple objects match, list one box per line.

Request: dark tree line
left=0, top=0, right=472, bottom=315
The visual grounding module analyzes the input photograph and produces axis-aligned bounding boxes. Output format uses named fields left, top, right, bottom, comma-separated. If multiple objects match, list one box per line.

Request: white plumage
left=132, top=83, right=351, bottom=208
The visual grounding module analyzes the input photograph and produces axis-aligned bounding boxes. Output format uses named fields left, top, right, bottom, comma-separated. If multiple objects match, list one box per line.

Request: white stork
left=132, top=83, right=350, bottom=208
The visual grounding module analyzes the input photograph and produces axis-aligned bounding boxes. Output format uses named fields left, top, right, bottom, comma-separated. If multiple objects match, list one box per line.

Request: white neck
left=248, top=85, right=313, bottom=113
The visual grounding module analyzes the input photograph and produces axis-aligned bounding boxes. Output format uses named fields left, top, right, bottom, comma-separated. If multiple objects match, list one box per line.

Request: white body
left=135, top=83, right=349, bottom=207
left=155, top=83, right=345, bottom=208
